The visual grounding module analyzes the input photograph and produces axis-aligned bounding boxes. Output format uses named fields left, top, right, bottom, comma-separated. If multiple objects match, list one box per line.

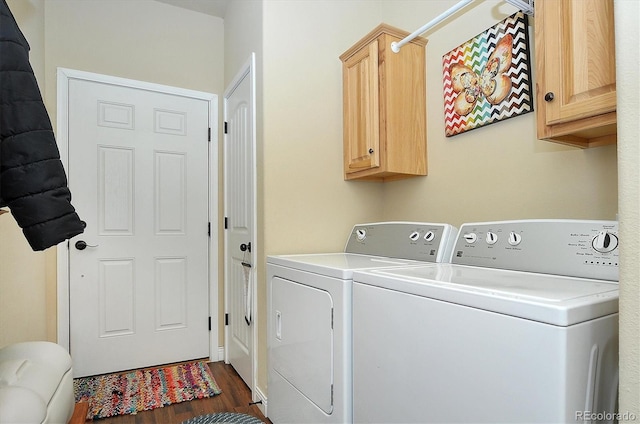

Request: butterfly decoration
left=449, top=34, right=513, bottom=116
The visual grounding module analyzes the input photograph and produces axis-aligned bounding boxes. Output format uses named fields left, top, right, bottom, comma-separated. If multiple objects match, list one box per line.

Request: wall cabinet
left=535, top=0, right=617, bottom=148
left=340, top=24, right=427, bottom=181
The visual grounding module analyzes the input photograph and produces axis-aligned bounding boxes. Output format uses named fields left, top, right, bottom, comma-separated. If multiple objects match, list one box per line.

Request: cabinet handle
left=544, top=92, right=555, bottom=102
left=368, top=148, right=374, bottom=154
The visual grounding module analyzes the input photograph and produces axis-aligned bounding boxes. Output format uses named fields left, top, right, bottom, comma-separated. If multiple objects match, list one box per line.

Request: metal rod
left=391, top=0, right=475, bottom=53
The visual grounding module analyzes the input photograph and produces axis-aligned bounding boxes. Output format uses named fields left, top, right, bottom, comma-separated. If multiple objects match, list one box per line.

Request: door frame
left=223, top=53, right=258, bottom=395
left=55, top=68, right=220, bottom=362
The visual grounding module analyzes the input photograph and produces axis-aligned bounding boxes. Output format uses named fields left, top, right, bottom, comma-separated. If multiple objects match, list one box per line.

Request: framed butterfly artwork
left=442, top=11, right=533, bottom=137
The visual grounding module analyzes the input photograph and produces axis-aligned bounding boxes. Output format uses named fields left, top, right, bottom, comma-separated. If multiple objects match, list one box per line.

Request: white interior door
left=224, top=54, right=257, bottom=390
left=65, top=74, right=213, bottom=377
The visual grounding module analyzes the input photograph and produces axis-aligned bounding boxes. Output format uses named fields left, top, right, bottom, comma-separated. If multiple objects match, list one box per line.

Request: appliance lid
left=267, top=253, right=421, bottom=280
left=352, top=264, right=619, bottom=326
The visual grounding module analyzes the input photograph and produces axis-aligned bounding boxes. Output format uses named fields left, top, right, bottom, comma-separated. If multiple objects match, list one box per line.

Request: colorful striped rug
left=73, top=361, right=222, bottom=420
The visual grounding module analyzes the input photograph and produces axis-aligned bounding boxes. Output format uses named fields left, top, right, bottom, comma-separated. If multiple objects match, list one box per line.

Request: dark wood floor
left=86, top=361, right=271, bottom=424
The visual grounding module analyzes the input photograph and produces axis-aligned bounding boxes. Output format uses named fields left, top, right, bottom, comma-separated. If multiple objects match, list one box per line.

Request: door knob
left=75, top=240, right=98, bottom=250
left=544, top=92, right=555, bottom=102
left=240, top=242, right=252, bottom=252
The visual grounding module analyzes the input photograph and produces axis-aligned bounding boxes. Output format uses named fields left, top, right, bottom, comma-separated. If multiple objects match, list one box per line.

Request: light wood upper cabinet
left=340, top=24, right=427, bottom=181
left=535, top=0, right=617, bottom=148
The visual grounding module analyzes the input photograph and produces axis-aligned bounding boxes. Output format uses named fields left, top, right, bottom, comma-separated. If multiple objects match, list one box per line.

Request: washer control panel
left=345, top=222, right=458, bottom=263
left=452, top=220, right=619, bottom=281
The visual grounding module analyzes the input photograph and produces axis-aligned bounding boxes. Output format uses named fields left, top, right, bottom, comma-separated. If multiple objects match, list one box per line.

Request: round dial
left=592, top=231, right=618, bottom=253
left=508, top=232, right=522, bottom=246
left=486, top=232, right=498, bottom=245
left=463, top=233, right=477, bottom=244
left=356, top=229, right=367, bottom=241
left=424, top=231, right=436, bottom=242
left=409, top=231, right=420, bottom=241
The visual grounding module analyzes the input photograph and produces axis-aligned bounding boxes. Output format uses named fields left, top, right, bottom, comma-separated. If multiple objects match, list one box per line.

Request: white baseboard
left=209, top=346, right=225, bottom=362
left=254, top=385, right=267, bottom=417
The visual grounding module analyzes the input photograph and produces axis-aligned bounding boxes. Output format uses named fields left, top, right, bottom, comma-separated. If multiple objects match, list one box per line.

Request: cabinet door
left=342, top=40, right=380, bottom=174
left=542, top=0, right=616, bottom=126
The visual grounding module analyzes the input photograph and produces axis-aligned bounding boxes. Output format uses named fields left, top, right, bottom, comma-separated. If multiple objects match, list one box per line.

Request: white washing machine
left=267, top=222, right=458, bottom=424
left=352, top=219, right=619, bottom=424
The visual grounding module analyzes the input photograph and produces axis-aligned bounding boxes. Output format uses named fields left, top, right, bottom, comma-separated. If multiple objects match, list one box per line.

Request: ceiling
left=154, top=0, right=230, bottom=18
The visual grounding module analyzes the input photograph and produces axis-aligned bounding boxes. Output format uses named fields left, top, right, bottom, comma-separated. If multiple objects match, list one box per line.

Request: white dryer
left=352, top=219, right=619, bottom=424
left=267, top=222, right=458, bottom=423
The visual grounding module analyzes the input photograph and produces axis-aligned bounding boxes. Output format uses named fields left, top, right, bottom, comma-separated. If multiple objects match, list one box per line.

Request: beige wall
left=1, top=0, right=51, bottom=347
left=262, top=0, right=386, bottom=255
left=3, top=0, right=636, bottom=415
left=0, top=215, right=50, bottom=346
left=260, top=0, right=385, bottom=393
left=255, top=0, right=619, bottom=399
left=42, top=0, right=224, bottom=126
left=377, top=0, right=617, bottom=226
left=1, top=0, right=224, bottom=348
left=616, top=0, right=640, bottom=418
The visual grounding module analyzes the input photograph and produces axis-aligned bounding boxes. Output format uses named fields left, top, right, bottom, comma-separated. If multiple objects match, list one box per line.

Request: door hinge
left=224, top=121, right=228, bottom=134
left=208, top=222, right=211, bottom=237
left=208, top=127, right=211, bottom=142
left=208, top=316, right=212, bottom=331
left=224, top=217, right=228, bottom=229
left=225, top=313, right=229, bottom=326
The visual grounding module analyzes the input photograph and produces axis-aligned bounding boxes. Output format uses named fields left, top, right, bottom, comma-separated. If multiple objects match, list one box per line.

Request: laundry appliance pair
left=267, top=220, right=619, bottom=423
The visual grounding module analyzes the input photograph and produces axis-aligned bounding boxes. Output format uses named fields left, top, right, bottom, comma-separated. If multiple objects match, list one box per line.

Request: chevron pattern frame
left=442, top=12, right=533, bottom=137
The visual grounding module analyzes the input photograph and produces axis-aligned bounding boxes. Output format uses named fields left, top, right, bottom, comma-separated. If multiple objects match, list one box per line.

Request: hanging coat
left=0, top=0, right=84, bottom=250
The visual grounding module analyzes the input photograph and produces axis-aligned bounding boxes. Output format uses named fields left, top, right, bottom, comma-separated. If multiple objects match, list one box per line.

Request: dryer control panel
left=451, top=220, right=619, bottom=281
left=345, top=222, right=458, bottom=263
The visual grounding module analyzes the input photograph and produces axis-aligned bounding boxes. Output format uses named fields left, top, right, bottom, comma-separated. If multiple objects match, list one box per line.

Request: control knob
left=592, top=231, right=618, bottom=253
left=409, top=231, right=420, bottom=242
left=508, top=232, right=522, bottom=246
left=463, top=233, right=477, bottom=244
left=486, top=232, right=498, bottom=245
left=356, top=228, right=367, bottom=241
left=424, top=231, right=435, bottom=242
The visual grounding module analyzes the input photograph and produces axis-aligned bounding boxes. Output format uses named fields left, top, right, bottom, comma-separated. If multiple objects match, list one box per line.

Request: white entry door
left=224, top=54, right=256, bottom=390
left=66, top=75, right=212, bottom=377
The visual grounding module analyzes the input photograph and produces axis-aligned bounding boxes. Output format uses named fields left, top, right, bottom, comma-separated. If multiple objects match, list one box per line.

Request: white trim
left=249, top=52, right=259, bottom=404
left=207, top=80, right=220, bottom=365
left=56, top=68, right=71, bottom=350
left=57, top=67, right=217, bottom=100
left=55, top=68, right=218, bottom=363
left=254, top=385, right=268, bottom=417
left=222, top=53, right=258, bottom=395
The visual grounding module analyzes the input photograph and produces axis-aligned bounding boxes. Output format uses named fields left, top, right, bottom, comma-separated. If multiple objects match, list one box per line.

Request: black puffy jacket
left=0, top=0, right=84, bottom=250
